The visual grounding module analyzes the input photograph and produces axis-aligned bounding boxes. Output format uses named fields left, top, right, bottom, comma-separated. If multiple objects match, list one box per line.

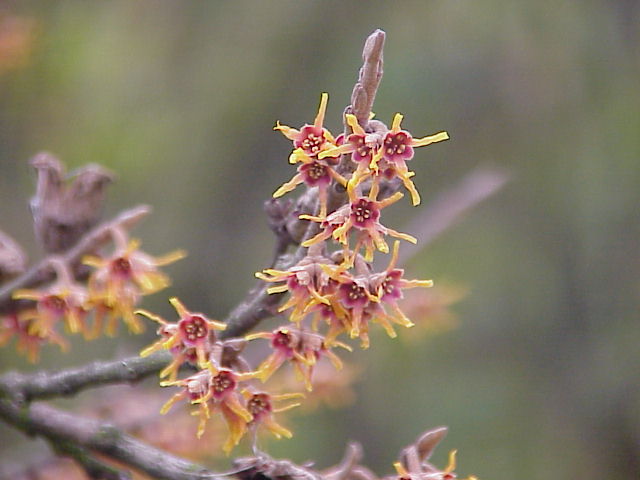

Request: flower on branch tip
left=275, top=92, right=338, bottom=161
left=376, top=113, right=449, bottom=205
left=83, top=229, right=185, bottom=335
left=381, top=113, right=449, bottom=165
left=322, top=113, right=448, bottom=206
left=319, top=113, right=383, bottom=166
left=138, top=297, right=227, bottom=379
left=246, top=325, right=350, bottom=391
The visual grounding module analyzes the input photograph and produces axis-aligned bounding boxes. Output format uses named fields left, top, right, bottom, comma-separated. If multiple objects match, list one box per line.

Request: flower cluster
left=138, top=298, right=305, bottom=453
left=83, top=227, right=185, bottom=336
left=264, top=93, right=446, bottom=347
left=1, top=228, right=183, bottom=362
left=0, top=32, right=478, bottom=478
left=138, top=91, right=451, bottom=454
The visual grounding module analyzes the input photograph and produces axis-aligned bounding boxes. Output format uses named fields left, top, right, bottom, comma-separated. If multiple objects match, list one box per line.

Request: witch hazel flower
left=83, top=227, right=185, bottom=334
left=137, top=297, right=227, bottom=379
left=375, top=113, right=449, bottom=206
left=160, top=362, right=256, bottom=452
left=13, top=258, right=90, bottom=338
left=255, top=244, right=336, bottom=323
left=0, top=313, right=68, bottom=363
left=200, top=363, right=256, bottom=453
left=321, top=247, right=431, bottom=348
left=274, top=92, right=338, bottom=162
left=369, top=241, right=434, bottom=326
left=242, top=389, right=304, bottom=442
left=301, top=181, right=416, bottom=262
left=322, top=112, right=448, bottom=206
left=158, top=369, right=212, bottom=438
left=88, top=282, right=141, bottom=338
left=246, top=325, right=350, bottom=391
left=319, top=113, right=385, bottom=172
left=272, top=153, right=347, bottom=219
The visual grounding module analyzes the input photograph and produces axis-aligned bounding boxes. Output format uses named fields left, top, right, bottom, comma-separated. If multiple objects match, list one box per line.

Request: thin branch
left=0, top=350, right=171, bottom=402
left=0, top=205, right=151, bottom=315
left=0, top=398, right=221, bottom=480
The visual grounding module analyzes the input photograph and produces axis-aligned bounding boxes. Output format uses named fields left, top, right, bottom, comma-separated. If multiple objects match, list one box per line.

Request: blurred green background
left=1, top=1, right=639, bottom=479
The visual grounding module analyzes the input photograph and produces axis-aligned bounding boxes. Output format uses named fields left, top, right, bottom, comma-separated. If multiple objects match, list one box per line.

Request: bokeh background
left=1, top=2, right=639, bottom=479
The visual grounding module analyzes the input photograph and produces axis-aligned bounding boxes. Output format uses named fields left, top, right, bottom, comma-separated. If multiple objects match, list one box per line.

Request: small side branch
left=398, top=168, right=510, bottom=266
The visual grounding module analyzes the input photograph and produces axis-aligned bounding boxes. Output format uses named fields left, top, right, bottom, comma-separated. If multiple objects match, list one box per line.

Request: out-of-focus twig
left=0, top=204, right=151, bottom=315
left=398, top=167, right=510, bottom=266
left=29, top=152, right=114, bottom=254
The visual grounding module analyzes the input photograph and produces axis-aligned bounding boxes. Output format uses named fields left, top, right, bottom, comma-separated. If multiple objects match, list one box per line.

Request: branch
left=0, top=205, right=151, bottom=315
left=226, top=29, right=388, bottom=337
left=0, top=350, right=171, bottom=402
left=0, top=167, right=509, bottom=403
left=350, top=29, right=385, bottom=128
left=0, top=398, right=221, bottom=480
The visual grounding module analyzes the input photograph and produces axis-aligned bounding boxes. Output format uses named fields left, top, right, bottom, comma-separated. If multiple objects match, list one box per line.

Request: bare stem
left=350, top=29, right=385, bottom=128
left=0, top=350, right=171, bottom=402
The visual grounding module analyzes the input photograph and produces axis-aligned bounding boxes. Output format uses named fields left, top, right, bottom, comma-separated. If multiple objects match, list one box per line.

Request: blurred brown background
left=1, top=2, right=639, bottom=479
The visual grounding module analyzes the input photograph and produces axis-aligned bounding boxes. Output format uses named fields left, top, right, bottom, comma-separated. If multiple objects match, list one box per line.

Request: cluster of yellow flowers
left=0, top=229, right=183, bottom=362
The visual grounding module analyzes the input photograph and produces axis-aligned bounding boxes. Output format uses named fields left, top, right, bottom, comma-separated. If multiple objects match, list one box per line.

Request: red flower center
left=340, top=282, right=369, bottom=308
left=380, top=277, right=397, bottom=296
left=384, top=132, right=410, bottom=157
left=42, top=294, right=67, bottom=314
left=349, top=135, right=372, bottom=161
left=306, top=162, right=327, bottom=180
left=247, top=393, right=272, bottom=419
left=297, top=126, right=326, bottom=156
left=111, top=257, right=132, bottom=276
left=211, top=371, right=236, bottom=396
left=180, top=315, right=209, bottom=343
left=272, top=330, right=292, bottom=349
left=351, top=198, right=379, bottom=226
